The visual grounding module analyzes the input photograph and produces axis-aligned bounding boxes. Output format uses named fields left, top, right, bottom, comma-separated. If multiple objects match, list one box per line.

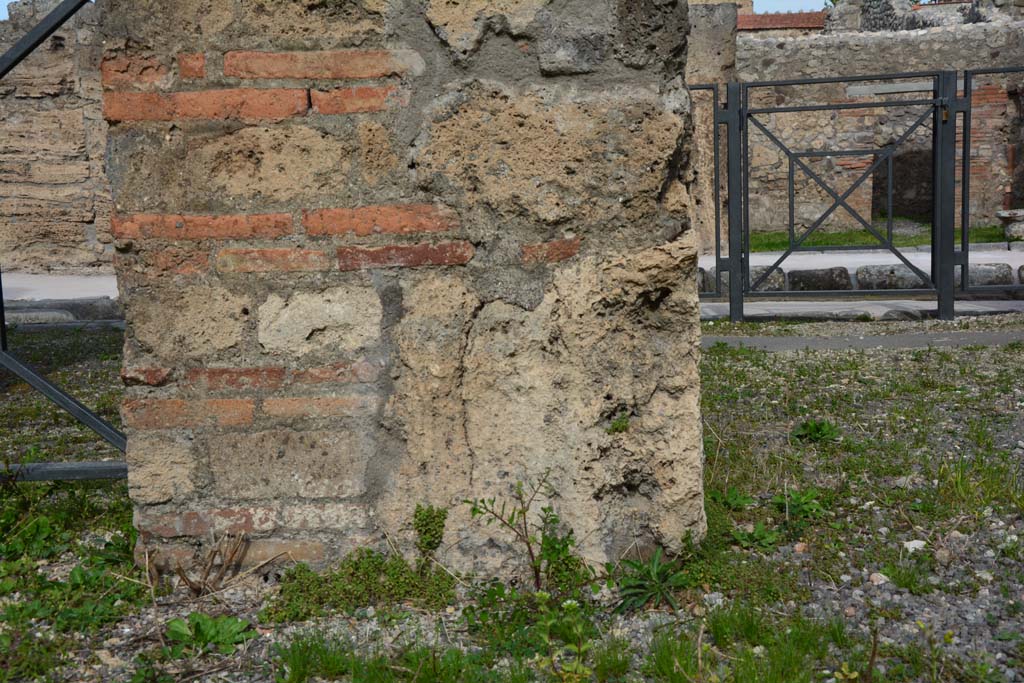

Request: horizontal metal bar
left=961, top=284, right=1024, bottom=292
left=744, top=289, right=937, bottom=298
left=1, top=461, right=127, bottom=483
left=794, top=148, right=888, bottom=158
left=964, top=66, right=1024, bottom=78
left=747, top=98, right=937, bottom=116
left=743, top=71, right=941, bottom=90
left=790, top=244, right=902, bottom=252
left=0, top=0, right=91, bottom=80
left=0, top=350, right=127, bottom=453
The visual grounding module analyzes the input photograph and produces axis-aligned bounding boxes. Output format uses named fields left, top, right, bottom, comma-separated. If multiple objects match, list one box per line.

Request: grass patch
left=747, top=224, right=1005, bottom=252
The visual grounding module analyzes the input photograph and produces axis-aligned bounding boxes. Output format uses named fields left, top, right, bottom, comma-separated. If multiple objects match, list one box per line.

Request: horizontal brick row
left=223, top=50, right=415, bottom=80
left=102, top=49, right=420, bottom=121
left=123, top=360, right=380, bottom=389
left=138, top=502, right=371, bottom=539
left=104, top=86, right=403, bottom=122
left=114, top=206, right=455, bottom=241
left=122, top=394, right=376, bottom=428
left=105, top=50, right=417, bottom=88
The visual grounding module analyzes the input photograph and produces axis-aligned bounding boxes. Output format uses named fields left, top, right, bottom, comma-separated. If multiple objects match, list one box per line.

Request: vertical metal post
left=935, top=71, right=959, bottom=321
left=0, top=263, right=7, bottom=352
left=724, top=82, right=745, bottom=323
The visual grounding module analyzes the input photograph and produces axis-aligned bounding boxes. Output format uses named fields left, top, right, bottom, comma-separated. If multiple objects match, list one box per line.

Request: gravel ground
left=2, top=325, right=1022, bottom=682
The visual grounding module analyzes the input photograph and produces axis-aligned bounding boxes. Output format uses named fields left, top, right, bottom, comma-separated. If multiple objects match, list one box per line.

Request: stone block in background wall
left=856, top=264, right=930, bottom=290
left=789, top=267, right=853, bottom=291
left=103, top=0, right=704, bottom=578
left=706, top=265, right=786, bottom=293
left=0, top=0, right=112, bottom=273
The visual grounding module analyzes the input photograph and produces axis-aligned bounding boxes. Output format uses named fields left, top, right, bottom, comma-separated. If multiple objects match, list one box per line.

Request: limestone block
left=257, top=285, right=383, bottom=358
left=132, top=284, right=249, bottom=359
left=126, top=434, right=197, bottom=505
left=208, top=430, right=371, bottom=500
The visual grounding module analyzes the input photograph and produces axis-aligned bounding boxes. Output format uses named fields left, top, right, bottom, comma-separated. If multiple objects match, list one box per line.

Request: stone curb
left=3, top=297, right=123, bottom=323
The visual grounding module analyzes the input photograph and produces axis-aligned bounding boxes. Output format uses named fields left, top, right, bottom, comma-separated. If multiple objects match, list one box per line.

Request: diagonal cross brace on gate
left=695, top=69, right=992, bottom=321
left=0, top=0, right=128, bottom=483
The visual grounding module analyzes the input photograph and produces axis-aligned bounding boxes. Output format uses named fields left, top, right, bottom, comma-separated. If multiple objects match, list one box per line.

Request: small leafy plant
left=413, top=504, right=448, bottom=560
left=466, top=471, right=591, bottom=592
left=606, top=413, right=631, bottom=435
left=535, top=594, right=595, bottom=682
left=615, top=548, right=690, bottom=613
left=710, top=487, right=755, bottom=511
left=772, top=488, right=825, bottom=521
left=163, top=613, right=256, bottom=658
left=791, top=419, right=841, bottom=443
left=731, top=522, right=780, bottom=551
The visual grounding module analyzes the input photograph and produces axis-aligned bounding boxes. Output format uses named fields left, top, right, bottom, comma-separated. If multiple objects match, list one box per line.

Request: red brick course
left=104, top=88, right=309, bottom=122
left=337, top=242, right=475, bottom=270
left=122, top=399, right=255, bottom=429
left=112, top=213, right=293, bottom=241
left=101, top=55, right=168, bottom=88
left=293, top=361, right=380, bottom=385
left=521, top=237, right=582, bottom=264
left=224, top=50, right=412, bottom=80
left=311, top=85, right=400, bottom=114
left=185, top=368, right=288, bottom=392
left=262, top=396, right=375, bottom=418
left=178, top=53, right=206, bottom=80
left=304, top=204, right=456, bottom=237
left=216, top=248, right=331, bottom=273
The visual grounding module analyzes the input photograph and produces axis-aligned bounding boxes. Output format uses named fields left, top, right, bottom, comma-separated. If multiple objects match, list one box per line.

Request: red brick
left=738, top=11, right=826, bottom=31
left=311, top=85, right=399, bottom=115
left=216, top=248, right=330, bottom=273
left=522, top=237, right=582, bottom=265
left=224, top=50, right=412, bottom=80
left=104, top=88, right=308, bottom=122
left=122, top=366, right=173, bottom=387
left=185, top=368, right=287, bottom=392
left=147, top=248, right=211, bottom=275
left=292, top=361, right=380, bottom=385
left=262, top=396, right=376, bottom=418
left=138, top=507, right=276, bottom=539
left=122, top=399, right=255, bottom=429
left=337, top=242, right=474, bottom=271
left=304, top=204, right=456, bottom=237
left=112, top=213, right=293, bottom=241
left=178, top=53, right=206, bottom=80
left=101, top=55, right=168, bottom=88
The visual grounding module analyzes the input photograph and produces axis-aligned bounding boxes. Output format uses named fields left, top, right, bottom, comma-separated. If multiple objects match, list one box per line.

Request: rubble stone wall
left=737, top=21, right=1024, bottom=235
left=101, top=0, right=704, bottom=574
left=0, top=0, right=112, bottom=273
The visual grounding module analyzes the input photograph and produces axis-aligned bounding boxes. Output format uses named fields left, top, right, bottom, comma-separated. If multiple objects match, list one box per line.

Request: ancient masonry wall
left=0, top=0, right=111, bottom=273
left=737, top=20, right=1024, bottom=235
left=101, top=0, right=705, bottom=574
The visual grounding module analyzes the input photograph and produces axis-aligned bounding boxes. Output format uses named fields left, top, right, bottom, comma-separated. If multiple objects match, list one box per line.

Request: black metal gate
left=696, top=68, right=1024, bottom=322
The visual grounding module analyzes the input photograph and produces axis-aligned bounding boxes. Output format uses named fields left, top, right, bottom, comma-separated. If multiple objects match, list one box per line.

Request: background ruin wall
left=0, top=0, right=111, bottom=273
left=99, top=0, right=704, bottom=574
left=736, top=21, right=1024, bottom=237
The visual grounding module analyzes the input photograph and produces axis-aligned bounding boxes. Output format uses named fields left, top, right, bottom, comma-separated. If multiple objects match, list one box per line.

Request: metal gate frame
left=697, top=68, right=1024, bottom=322
left=0, top=0, right=127, bottom=482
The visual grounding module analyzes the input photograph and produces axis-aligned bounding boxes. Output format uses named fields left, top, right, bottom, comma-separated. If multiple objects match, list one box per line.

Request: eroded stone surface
left=132, top=284, right=249, bottom=359
left=426, top=0, right=548, bottom=56
left=257, top=286, right=383, bottom=358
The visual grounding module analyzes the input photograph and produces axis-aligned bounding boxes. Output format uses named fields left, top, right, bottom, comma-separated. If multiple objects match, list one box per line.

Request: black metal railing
left=0, top=0, right=127, bottom=482
left=695, top=67, right=1024, bottom=322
